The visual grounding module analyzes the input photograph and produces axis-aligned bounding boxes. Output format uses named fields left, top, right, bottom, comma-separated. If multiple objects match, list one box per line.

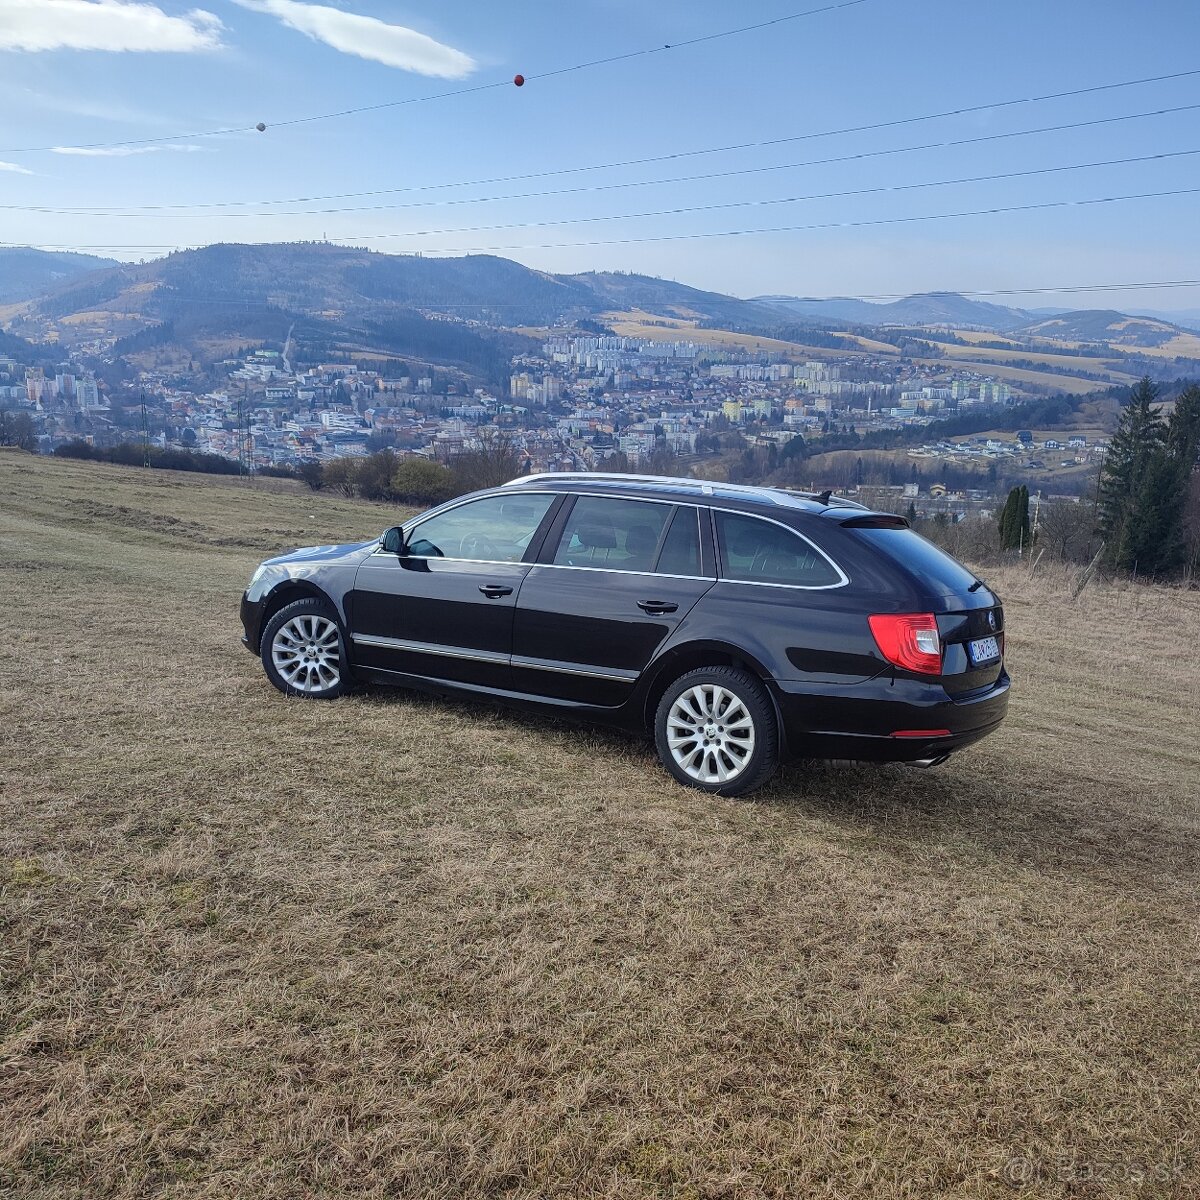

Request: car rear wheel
left=261, top=598, right=349, bottom=699
left=654, top=667, right=779, bottom=796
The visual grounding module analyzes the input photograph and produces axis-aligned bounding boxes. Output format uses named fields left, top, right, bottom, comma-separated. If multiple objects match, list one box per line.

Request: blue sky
left=2, top=0, right=1198, bottom=309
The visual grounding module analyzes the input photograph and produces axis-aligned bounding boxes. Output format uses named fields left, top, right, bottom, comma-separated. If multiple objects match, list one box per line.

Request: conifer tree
left=998, top=486, right=1030, bottom=551
left=1097, top=376, right=1165, bottom=567
left=1137, top=383, right=1200, bottom=575
left=1118, top=451, right=1184, bottom=575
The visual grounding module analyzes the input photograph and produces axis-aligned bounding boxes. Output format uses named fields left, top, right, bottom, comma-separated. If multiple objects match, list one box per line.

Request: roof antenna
left=816, top=489, right=832, bottom=505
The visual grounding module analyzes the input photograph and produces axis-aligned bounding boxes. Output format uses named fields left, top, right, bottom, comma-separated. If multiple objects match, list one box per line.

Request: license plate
left=968, top=635, right=1001, bottom=665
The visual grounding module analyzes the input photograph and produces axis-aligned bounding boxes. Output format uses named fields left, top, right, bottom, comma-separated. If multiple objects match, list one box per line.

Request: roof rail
left=505, top=471, right=801, bottom=506
left=504, top=471, right=869, bottom=510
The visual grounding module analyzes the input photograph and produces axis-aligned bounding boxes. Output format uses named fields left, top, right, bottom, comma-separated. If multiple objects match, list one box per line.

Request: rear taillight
left=868, top=612, right=943, bottom=676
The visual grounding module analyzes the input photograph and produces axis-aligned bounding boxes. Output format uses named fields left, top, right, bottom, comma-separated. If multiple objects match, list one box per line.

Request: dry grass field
left=931, top=342, right=1137, bottom=379
left=601, top=313, right=848, bottom=361
left=2, top=452, right=1199, bottom=1199
left=597, top=312, right=1131, bottom=396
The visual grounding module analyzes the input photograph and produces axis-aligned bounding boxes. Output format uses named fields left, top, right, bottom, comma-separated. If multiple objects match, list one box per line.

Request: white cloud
left=50, top=144, right=205, bottom=155
left=233, top=0, right=474, bottom=77
left=0, top=1, right=223, bottom=53
left=0, top=160, right=35, bottom=174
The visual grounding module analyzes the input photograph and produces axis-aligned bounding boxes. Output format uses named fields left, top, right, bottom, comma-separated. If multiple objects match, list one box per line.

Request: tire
left=654, top=666, right=779, bottom=796
left=260, top=598, right=350, bottom=700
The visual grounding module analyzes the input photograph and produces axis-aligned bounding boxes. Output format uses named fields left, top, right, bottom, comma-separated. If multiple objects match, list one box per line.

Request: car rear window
left=852, top=527, right=979, bottom=593
left=715, top=511, right=843, bottom=588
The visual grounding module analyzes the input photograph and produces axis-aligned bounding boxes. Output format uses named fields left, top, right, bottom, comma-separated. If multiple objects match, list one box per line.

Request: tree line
left=300, top=435, right=526, bottom=506
left=52, top=439, right=245, bottom=475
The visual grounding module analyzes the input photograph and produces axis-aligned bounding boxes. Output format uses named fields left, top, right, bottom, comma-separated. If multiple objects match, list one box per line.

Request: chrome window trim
left=527, top=563, right=711, bottom=582
left=369, top=487, right=846, bottom=588
left=362, top=553, right=711, bottom=582
left=718, top=577, right=847, bottom=592
left=375, top=491, right=711, bottom=574
left=363, top=552, right=530, bottom=569
left=710, top=506, right=850, bottom=591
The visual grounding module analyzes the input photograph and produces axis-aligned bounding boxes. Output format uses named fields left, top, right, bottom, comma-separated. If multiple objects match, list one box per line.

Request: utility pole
left=140, top=389, right=150, bottom=468
left=244, top=381, right=253, bottom=483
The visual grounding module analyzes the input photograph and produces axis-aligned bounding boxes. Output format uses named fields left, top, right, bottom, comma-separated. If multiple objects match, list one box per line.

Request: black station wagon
left=240, top=473, right=1009, bottom=795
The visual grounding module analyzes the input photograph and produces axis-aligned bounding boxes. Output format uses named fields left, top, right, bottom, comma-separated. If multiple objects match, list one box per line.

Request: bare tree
left=1037, top=499, right=1097, bottom=563
left=450, top=428, right=522, bottom=491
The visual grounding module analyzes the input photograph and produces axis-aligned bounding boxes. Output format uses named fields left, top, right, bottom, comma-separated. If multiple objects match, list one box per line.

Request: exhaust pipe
left=909, top=754, right=951, bottom=769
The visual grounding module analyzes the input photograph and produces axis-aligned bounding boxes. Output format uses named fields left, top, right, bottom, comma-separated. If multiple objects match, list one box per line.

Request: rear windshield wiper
left=968, top=579, right=984, bottom=592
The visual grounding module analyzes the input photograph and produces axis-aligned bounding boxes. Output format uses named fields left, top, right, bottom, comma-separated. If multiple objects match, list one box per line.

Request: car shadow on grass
left=759, top=758, right=1198, bottom=888
left=352, top=684, right=1196, bottom=889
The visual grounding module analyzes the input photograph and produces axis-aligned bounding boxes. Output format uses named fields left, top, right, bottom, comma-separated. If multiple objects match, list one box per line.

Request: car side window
left=715, top=511, right=842, bottom=587
left=552, top=496, right=670, bottom=572
left=405, top=494, right=555, bottom=562
left=656, top=506, right=703, bottom=576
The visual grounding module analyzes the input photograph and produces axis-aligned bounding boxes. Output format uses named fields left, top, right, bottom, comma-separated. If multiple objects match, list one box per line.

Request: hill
left=1015, top=308, right=1195, bottom=347
left=567, top=269, right=767, bottom=327
left=0, top=246, right=119, bottom=304
left=16, top=246, right=779, bottom=343
left=755, top=291, right=1031, bottom=332
left=2, top=451, right=1199, bottom=1197
left=5, top=245, right=1196, bottom=394
left=26, top=243, right=603, bottom=329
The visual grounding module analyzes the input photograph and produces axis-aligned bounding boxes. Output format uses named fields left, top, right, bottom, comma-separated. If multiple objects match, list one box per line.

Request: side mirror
left=381, top=526, right=408, bottom=555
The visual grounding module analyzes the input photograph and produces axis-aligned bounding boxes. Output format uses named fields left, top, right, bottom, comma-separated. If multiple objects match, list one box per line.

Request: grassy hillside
left=2, top=453, right=1199, bottom=1198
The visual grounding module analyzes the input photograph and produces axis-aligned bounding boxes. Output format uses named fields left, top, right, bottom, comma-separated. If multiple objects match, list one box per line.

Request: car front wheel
left=654, top=666, right=779, bottom=796
left=260, top=598, right=349, bottom=699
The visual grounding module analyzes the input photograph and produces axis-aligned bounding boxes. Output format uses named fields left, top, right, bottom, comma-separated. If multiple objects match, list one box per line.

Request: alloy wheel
left=665, top=683, right=756, bottom=785
left=271, top=614, right=341, bottom=694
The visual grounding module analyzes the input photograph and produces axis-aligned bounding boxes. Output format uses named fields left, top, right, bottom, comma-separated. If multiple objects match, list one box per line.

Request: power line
left=0, top=0, right=873, bottom=156
left=829, top=280, right=1200, bottom=302
left=7, top=185, right=1198, bottom=255
left=12, top=103, right=1197, bottom=220
left=68, top=149, right=1200, bottom=240
left=9, top=70, right=1199, bottom=210
left=331, top=185, right=1200, bottom=253
left=50, top=279, right=1200, bottom=308
left=367, top=149, right=1200, bottom=238
left=36, top=147, right=1184, bottom=247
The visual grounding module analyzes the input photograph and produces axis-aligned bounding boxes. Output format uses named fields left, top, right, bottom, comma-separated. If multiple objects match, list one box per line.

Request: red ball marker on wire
left=513, top=74, right=525, bottom=87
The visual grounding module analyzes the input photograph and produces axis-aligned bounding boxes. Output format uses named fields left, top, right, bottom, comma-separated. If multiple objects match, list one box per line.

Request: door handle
left=478, top=584, right=514, bottom=598
left=637, top=599, right=678, bottom=615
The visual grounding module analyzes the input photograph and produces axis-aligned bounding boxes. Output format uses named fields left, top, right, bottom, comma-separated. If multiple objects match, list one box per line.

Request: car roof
left=501, top=472, right=869, bottom=515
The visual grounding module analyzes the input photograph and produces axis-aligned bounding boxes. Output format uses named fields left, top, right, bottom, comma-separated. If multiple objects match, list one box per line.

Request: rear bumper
left=774, top=670, right=1010, bottom=762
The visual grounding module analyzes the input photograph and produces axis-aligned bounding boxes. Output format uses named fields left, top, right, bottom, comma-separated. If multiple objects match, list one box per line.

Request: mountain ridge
left=4, top=245, right=1197, bottom=360
left=752, top=291, right=1032, bottom=331
left=0, top=247, right=121, bottom=305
